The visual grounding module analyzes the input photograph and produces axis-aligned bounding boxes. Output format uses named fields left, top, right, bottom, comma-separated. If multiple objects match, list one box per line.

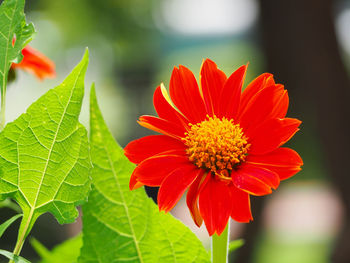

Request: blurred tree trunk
left=243, top=0, right=350, bottom=262
left=231, top=198, right=266, bottom=263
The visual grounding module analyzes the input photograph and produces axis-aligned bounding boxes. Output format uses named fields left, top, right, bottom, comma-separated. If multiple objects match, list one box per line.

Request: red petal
left=199, top=177, right=232, bottom=236
left=124, top=135, right=186, bottom=164
left=200, top=59, right=227, bottom=117
left=153, top=85, right=189, bottom=128
left=232, top=164, right=279, bottom=196
left=169, top=65, right=207, bottom=123
left=239, top=73, right=273, bottom=112
left=217, top=65, right=247, bottom=119
left=270, top=85, right=289, bottom=118
left=230, top=186, right=253, bottom=222
left=129, top=171, right=144, bottom=190
left=11, top=45, right=56, bottom=80
left=186, top=170, right=208, bottom=227
left=158, top=165, right=201, bottom=212
left=238, top=85, right=287, bottom=131
left=248, top=118, right=301, bottom=155
left=246, top=147, right=303, bottom=180
left=133, top=154, right=190, bottom=186
left=138, top=115, right=186, bottom=139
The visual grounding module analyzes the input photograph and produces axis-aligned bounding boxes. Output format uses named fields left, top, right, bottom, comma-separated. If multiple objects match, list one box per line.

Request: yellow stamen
left=183, top=116, right=250, bottom=176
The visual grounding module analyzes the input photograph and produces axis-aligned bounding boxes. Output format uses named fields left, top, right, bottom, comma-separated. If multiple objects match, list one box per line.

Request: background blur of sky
left=4, top=0, right=350, bottom=262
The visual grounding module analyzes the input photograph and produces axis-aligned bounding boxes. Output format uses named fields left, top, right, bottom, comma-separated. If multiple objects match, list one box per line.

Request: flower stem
left=212, top=222, right=230, bottom=263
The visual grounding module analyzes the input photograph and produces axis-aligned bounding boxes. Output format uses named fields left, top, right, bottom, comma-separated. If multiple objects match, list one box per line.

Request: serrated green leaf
left=31, top=235, right=82, bottom=263
left=78, top=86, right=210, bottom=263
left=0, top=0, right=35, bottom=93
left=0, top=249, right=30, bottom=263
left=0, top=49, right=91, bottom=241
left=0, top=213, right=22, bottom=238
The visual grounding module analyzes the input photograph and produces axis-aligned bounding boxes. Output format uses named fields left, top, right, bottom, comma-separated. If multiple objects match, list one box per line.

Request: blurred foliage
left=31, top=235, right=81, bottom=263
left=254, top=232, right=332, bottom=263
left=29, top=0, right=160, bottom=68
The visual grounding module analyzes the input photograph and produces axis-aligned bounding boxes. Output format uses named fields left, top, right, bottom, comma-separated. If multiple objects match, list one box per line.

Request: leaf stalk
left=9, top=209, right=35, bottom=263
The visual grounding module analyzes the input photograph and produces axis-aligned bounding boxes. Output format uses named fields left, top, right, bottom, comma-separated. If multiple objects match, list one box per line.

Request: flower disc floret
left=183, top=116, right=250, bottom=173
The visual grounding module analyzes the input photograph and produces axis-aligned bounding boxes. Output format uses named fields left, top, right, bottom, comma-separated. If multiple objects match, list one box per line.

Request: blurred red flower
left=124, top=59, right=303, bottom=236
left=11, top=45, right=55, bottom=80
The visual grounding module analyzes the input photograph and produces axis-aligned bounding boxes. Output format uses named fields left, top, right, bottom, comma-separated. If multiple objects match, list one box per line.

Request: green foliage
left=0, top=0, right=35, bottom=95
left=0, top=214, right=22, bottom=238
left=255, top=234, right=331, bottom=263
left=0, top=198, right=21, bottom=212
left=0, top=50, right=91, bottom=243
left=0, top=249, right=30, bottom=263
left=31, top=235, right=82, bottom=263
left=78, top=86, right=210, bottom=263
left=229, top=239, right=244, bottom=253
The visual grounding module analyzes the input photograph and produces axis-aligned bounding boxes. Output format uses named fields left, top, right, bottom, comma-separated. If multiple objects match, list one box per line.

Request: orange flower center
left=183, top=116, right=250, bottom=177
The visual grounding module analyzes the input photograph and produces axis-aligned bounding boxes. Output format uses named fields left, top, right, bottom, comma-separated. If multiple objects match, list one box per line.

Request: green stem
left=8, top=209, right=34, bottom=263
left=212, top=222, right=230, bottom=263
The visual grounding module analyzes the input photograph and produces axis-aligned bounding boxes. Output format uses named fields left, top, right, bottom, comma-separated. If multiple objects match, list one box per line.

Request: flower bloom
left=11, top=45, right=55, bottom=80
left=124, top=59, right=303, bottom=236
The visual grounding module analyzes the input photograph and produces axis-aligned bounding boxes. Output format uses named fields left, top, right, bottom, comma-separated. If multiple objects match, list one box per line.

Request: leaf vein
left=103, top=144, right=144, bottom=263
left=31, top=63, right=85, bottom=211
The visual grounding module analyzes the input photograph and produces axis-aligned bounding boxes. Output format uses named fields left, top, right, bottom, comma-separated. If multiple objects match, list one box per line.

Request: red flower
left=11, top=45, right=55, bottom=80
left=125, top=59, right=303, bottom=236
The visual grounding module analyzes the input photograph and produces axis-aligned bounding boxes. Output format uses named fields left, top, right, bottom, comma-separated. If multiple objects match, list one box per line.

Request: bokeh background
left=2, top=0, right=350, bottom=262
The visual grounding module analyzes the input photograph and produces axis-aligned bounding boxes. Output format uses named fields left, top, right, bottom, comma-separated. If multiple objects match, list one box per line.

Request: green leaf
left=31, top=235, right=82, bottom=263
left=0, top=214, right=22, bottom=238
left=229, top=239, right=244, bottom=253
left=0, top=249, right=30, bottom=263
left=78, top=86, right=210, bottom=263
left=0, top=0, right=35, bottom=93
left=0, top=49, right=91, bottom=242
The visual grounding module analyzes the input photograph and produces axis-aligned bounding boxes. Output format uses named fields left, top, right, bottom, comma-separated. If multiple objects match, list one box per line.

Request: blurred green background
left=2, top=0, right=350, bottom=262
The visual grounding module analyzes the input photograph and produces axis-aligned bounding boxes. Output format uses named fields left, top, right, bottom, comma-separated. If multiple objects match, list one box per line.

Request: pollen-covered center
left=183, top=116, right=250, bottom=174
